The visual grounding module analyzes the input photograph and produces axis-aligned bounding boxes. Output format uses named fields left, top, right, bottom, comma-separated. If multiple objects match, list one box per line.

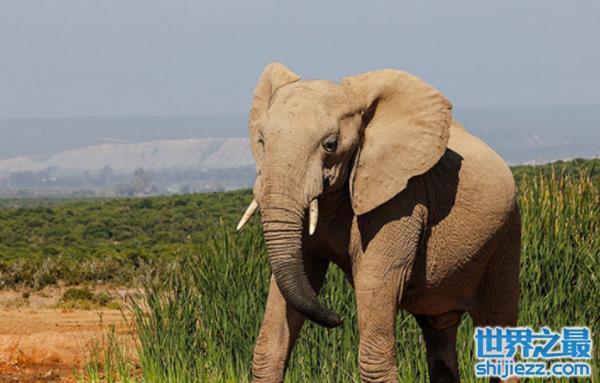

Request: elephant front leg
left=252, top=258, right=328, bottom=383
left=354, top=210, right=423, bottom=383
left=355, top=262, right=403, bottom=383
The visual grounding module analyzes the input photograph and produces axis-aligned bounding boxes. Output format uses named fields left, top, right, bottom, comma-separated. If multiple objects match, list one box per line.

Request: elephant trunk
left=261, top=200, right=342, bottom=328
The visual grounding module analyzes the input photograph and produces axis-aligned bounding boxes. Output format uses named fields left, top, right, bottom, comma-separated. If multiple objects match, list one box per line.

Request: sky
left=1, top=1, right=599, bottom=118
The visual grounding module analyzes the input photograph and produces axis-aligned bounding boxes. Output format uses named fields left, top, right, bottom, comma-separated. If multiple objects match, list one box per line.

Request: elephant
left=236, top=62, right=521, bottom=383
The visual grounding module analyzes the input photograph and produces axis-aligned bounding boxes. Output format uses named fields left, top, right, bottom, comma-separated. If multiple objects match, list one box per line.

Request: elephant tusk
left=236, top=199, right=259, bottom=231
left=308, top=199, right=318, bottom=235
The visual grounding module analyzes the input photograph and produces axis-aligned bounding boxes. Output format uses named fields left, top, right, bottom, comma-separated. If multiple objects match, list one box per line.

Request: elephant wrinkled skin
left=240, top=63, right=520, bottom=383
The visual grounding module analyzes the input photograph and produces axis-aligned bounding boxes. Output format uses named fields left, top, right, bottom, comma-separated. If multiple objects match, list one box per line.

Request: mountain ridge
left=0, top=138, right=253, bottom=174
left=0, top=104, right=598, bottom=195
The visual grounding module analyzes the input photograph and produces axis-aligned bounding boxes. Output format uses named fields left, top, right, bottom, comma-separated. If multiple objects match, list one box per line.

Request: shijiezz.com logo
left=474, top=327, right=592, bottom=379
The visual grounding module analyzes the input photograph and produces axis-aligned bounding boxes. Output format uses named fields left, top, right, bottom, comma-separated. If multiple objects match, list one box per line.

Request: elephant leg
left=472, top=309, right=519, bottom=383
left=252, top=257, right=328, bottom=383
left=472, top=302, right=519, bottom=383
left=354, top=258, right=405, bottom=383
left=470, top=210, right=520, bottom=329
left=355, top=283, right=399, bottom=382
left=354, top=208, right=423, bottom=383
left=415, top=314, right=462, bottom=383
left=470, top=211, right=520, bottom=383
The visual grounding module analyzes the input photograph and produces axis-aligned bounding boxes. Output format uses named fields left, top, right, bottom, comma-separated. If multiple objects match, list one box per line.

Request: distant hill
left=1, top=105, right=598, bottom=165
left=0, top=114, right=248, bottom=160
left=455, top=104, right=600, bottom=164
left=0, top=138, right=252, bottom=174
left=0, top=105, right=598, bottom=195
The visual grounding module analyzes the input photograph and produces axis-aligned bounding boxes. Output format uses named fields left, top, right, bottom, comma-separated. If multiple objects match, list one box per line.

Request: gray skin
left=241, top=63, right=520, bottom=383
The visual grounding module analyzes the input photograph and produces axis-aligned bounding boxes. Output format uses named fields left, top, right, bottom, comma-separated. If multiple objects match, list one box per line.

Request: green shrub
left=61, top=287, right=95, bottom=302
left=0, top=189, right=254, bottom=288
left=58, top=287, right=119, bottom=310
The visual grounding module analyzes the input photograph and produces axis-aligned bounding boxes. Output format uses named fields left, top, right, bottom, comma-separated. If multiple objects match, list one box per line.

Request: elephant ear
left=342, top=69, right=452, bottom=215
left=249, top=63, right=300, bottom=160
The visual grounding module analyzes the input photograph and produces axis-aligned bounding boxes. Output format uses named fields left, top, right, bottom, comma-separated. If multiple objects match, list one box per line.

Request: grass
left=79, top=325, right=136, bottom=383
left=71, top=161, right=600, bottom=382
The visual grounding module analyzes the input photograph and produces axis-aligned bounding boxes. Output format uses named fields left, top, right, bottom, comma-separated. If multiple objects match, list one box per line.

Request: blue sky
left=1, top=1, right=599, bottom=118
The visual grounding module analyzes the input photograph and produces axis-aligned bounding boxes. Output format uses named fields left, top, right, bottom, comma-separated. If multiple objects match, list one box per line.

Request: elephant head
left=238, top=62, right=452, bottom=328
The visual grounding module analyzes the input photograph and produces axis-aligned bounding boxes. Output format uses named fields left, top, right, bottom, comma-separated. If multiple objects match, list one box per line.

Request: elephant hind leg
left=469, top=208, right=521, bottom=383
left=415, top=313, right=461, bottom=383
left=469, top=207, right=520, bottom=328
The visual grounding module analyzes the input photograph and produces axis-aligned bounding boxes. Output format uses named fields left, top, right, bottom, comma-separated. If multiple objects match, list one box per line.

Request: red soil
left=0, top=291, right=133, bottom=382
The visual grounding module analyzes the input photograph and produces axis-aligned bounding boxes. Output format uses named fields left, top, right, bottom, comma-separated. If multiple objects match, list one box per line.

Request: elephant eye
left=257, top=133, right=265, bottom=146
left=322, top=135, right=338, bottom=153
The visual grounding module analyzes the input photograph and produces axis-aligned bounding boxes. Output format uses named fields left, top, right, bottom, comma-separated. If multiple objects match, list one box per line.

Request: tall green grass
left=84, top=168, right=599, bottom=382
left=79, top=325, right=136, bottom=383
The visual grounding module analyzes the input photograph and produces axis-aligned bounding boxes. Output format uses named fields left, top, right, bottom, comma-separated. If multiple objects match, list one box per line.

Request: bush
left=0, top=189, right=254, bottom=288
left=58, top=287, right=119, bottom=310
left=61, top=287, right=94, bottom=302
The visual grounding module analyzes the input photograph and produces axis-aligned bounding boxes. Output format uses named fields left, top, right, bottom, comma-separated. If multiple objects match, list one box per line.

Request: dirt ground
left=0, top=288, right=134, bottom=383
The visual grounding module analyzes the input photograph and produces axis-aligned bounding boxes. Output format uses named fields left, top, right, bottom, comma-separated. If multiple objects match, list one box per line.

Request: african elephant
left=237, top=62, right=520, bottom=383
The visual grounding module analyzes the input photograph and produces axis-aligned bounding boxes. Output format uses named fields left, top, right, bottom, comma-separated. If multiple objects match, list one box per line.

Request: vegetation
left=80, top=326, right=136, bottom=383
left=56, top=287, right=120, bottom=310
left=1, top=158, right=599, bottom=382
left=511, top=157, right=599, bottom=183
left=0, top=191, right=252, bottom=288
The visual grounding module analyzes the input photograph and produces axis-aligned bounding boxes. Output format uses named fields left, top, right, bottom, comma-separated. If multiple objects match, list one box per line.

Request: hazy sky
left=1, top=1, right=599, bottom=118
